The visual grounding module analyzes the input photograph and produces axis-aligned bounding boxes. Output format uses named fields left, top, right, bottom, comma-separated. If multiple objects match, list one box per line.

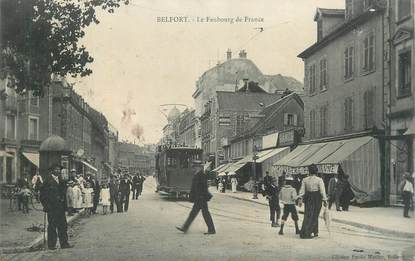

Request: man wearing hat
left=119, top=173, right=132, bottom=212
left=400, top=172, right=414, bottom=218
left=176, top=160, right=216, bottom=235
left=69, top=169, right=77, bottom=182
left=39, top=165, right=73, bottom=249
left=109, top=174, right=120, bottom=213
left=262, top=176, right=281, bottom=227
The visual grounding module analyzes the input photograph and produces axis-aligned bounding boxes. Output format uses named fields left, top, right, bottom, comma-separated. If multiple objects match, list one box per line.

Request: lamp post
left=252, top=145, right=259, bottom=199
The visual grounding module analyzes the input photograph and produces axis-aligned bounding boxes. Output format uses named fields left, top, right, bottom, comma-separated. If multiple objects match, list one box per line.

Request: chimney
left=226, top=48, right=232, bottom=60
left=239, top=50, right=247, bottom=59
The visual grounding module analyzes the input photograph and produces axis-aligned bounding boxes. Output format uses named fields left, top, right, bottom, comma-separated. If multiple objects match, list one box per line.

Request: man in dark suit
left=132, top=173, right=140, bottom=200
left=119, top=173, right=132, bottom=212
left=263, top=171, right=273, bottom=189
left=90, top=174, right=101, bottom=214
left=39, top=165, right=73, bottom=250
left=328, top=175, right=344, bottom=211
left=138, top=174, right=146, bottom=196
left=109, top=175, right=119, bottom=213
left=176, top=161, right=215, bottom=235
left=262, top=177, right=281, bottom=227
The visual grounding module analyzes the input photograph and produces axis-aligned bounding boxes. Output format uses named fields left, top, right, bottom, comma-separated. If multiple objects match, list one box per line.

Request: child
left=100, top=183, right=110, bottom=215
left=66, top=181, right=74, bottom=216
left=83, top=182, right=94, bottom=217
left=278, top=176, right=300, bottom=235
left=19, top=185, right=32, bottom=214
left=72, top=182, right=83, bottom=212
left=218, top=179, right=224, bottom=193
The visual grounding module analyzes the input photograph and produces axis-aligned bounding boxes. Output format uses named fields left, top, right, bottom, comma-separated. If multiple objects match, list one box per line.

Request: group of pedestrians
left=260, top=165, right=352, bottom=239
left=38, top=164, right=147, bottom=250
left=216, top=175, right=238, bottom=193
left=65, top=169, right=101, bottom=216
left=108, top=172, right=146, bottom=213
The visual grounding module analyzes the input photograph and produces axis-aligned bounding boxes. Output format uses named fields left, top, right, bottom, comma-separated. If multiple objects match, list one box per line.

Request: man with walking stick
left=39, top=165, right=73, bottom=250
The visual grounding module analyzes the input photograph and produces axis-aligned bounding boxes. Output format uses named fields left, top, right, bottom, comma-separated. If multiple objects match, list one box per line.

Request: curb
left=224, top=194, right=415, bottom=239
left=0, top=209, right=84, bottom=254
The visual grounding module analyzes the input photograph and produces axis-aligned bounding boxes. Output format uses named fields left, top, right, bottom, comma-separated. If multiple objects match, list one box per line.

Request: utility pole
left=252, top=144, right=258, bottom=199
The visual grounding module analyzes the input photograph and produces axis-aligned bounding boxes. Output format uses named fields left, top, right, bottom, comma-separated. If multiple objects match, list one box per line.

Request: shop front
left=273, top=136, right=382, bottom=203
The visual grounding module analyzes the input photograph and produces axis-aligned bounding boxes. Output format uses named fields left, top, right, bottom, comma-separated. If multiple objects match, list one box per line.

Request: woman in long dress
left=297, top=164, right=327, bottom=239
left=231, top=176, right=238, bottom=193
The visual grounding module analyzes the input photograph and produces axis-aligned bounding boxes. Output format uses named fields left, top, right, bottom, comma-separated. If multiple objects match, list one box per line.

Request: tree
left=0, top=0, right=129, bottom=96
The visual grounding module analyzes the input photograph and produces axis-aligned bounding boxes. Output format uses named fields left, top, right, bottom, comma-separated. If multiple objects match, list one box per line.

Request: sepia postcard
left=0, top=0, right=414, bottom=260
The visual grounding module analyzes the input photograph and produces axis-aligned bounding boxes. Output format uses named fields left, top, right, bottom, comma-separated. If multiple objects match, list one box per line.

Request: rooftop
left=216, top=91, right=281, bottom=112
left=299, top=9, right=383, bottom=59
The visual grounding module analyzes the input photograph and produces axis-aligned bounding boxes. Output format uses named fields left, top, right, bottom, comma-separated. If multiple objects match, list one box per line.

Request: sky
left=71, top=0, right=345, bottom=144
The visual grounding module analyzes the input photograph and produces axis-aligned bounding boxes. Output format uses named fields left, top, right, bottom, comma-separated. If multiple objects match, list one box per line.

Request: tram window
left=177, top=152, right=188, bottom=168
left=191, top=153, right=201, bottom=161
left=167, top=157, right=177, bottom=167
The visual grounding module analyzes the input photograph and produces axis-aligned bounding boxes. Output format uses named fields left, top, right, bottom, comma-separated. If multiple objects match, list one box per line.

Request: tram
left=155, top=145, right=203, bottom=198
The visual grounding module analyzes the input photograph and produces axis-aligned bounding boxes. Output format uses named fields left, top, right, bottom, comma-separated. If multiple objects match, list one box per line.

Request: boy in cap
left=278, top=176, right=300, bottom=235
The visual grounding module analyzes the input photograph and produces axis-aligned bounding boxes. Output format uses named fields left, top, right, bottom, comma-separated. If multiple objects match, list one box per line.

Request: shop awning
left=235, top=147, right=289, bottom=164
left=212, top=163, right=231, bottom=173
left=404, top=119, right=415, bottom=135
left=22, top=152, right=39, bottom=168
left=217, top=171, right=237, bottom=177
left=225, top=161, right=248, bottom=174
left=273, top=136, right=375, bottom=175
left=81, top=160, right=98, bottom=172
left=0, top=151, right=14, bottom=158
left=204, top=161, right=212, bottom=171
left=273, top=136, right=381, bottom=203
left=256, top=147, right=289, bottom=163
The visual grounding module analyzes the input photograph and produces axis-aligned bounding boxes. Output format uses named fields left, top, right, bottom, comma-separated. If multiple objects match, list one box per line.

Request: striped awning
left=0, top=151, right=14, bottom=158
left=22, top=152, right=39, bottom=168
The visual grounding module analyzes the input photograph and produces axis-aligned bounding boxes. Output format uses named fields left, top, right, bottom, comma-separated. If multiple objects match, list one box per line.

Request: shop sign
left=317, top=164, right=339, bottom=174
left=278, top=130, right=295, bottom=147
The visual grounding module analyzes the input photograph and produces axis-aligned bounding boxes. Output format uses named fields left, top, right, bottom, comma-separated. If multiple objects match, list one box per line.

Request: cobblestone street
left=1, top=179, right=414, bottom=261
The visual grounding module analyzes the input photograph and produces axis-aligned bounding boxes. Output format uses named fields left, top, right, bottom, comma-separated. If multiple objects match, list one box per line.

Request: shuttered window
left=362, top=32, right=375, bottom=72
left=344, top=46, right=354, bottom=80
left=310, top=110, right=316, bottom=139
left=309, top=64, right=316, bottom=94
left=320, top=105, right=328, bottom=137
left=320, top=58, right=328, bottom=90
left=284, top=113, right=298, bottom=126
left=363, top=90, right=375, bottom=129
left=398, top=50, right=412, bottom=97
left=344, top=98, right=354, bottom=131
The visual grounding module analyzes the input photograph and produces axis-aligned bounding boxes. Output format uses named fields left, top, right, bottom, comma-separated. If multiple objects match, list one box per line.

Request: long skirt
left=300, top=191, right=322, bottom=239
left=231, top=182, right=237, bottom=193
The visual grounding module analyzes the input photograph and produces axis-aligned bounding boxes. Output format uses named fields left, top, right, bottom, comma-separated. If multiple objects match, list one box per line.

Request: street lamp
left=252, top=145, right=259, bottom=199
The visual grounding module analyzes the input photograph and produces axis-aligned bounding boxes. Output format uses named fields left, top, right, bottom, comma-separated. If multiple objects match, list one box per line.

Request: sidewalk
left=0, top=199, right=83, bottom=254
left=212, top=189, right=415, bottom=239
left=0, top=199, right=45, bottom=249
